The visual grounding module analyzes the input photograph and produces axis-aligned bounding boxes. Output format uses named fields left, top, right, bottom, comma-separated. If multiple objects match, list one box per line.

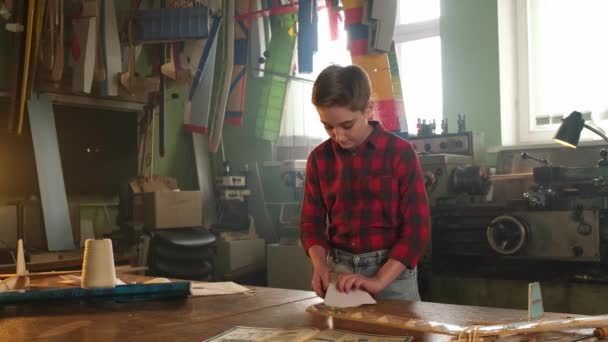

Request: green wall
left=441, top=0, right=501, bottom=165
left=222, top=76, right=273, bottom=164
left=151, top=85, right=198, bottom=190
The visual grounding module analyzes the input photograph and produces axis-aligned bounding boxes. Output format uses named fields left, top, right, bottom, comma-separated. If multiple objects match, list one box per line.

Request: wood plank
left=27, top=94, right=75, bottom=251
left=0, top=285, right=319, bottom=341
left=0, top=284, right=596, bottom=342
left=0, top=293, right=585, bottom=342
left=71, top=17, right=97, bottom=94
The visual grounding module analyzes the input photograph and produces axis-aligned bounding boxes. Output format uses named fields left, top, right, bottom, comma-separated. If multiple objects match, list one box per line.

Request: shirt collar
left=364, top=121, right=383, bottom=149
left=332, top=120, right=383, bottom=153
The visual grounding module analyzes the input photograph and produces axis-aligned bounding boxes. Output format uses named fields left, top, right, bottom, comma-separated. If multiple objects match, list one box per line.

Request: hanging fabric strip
left=297, top=0, right=318, bottom=74
left=344, top=0, right=399, bottom=132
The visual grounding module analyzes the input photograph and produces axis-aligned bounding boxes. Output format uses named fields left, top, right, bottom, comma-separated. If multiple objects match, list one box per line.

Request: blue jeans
left=330, top=249, right=420, bottom=301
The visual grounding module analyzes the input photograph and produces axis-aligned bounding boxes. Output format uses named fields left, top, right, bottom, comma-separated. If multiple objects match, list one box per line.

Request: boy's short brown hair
left=311, top=64, right=371, bottom=112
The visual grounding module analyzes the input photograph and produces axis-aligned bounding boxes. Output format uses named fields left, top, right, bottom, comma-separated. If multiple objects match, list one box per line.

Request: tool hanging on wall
left=0, top=0, right=11, bottom=20
left=6, top=0, right=25, bottom=133
left=16, top=0, right=38, bottom=135
left=247, top=0, right=268, bottom=78
left=160, top=42, right=189, bottom=82
left=40, top=0, right=56, bottom=73
left=120, top=17, right=136, bottom=94
left=156, top=0, right=166, bottom=158
left=50, top=0, right=64, bottom=82
left=138, top=93, right=156, bottom=178
left=93, top=0, right=106, bottom=83
left=28, top=0, right=47, bottom=94
left=183, top=15, right=222, bottom=134
left=100, top=0, right=122, bottom=96
left=224, top=0, right=250, bottom=127
left=208, top=0, right=234, bottom=153
left=119, top=17, right=160, bottom=96
left=159, top=48, right=165, bottom=158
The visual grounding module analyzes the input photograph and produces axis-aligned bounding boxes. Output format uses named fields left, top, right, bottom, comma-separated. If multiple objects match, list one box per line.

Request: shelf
left=45, top=93, right=145, bottom=112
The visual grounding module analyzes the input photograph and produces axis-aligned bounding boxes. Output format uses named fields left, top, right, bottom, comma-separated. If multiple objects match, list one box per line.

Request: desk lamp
left=554, top=111, right=608, bottom=147
left=554, top=111, right=608, bottom=166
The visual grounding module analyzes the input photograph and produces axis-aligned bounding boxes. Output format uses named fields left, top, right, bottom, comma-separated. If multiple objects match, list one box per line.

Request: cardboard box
left=129, top=176, right=177, bottom=193
left=133, top=191, right=203, bottom=229
left=267, top=243, right=313, bottom=291
left=215, top=237, right=266, bottom=279
left=21, top=201, right=81, bottom=251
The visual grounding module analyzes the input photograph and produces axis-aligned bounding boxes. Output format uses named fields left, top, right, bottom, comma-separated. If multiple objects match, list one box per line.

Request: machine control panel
left=408, top=131, right=486, bottom=165
left=409, top=132, right=473, bottom=155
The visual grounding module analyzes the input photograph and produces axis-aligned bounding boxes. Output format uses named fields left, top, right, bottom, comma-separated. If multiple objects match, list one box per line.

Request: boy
left=300, top=65, right=430, bottom=301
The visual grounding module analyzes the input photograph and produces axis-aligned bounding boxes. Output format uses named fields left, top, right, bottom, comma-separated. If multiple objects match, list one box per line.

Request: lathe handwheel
left=487, top=215, right=528, bottom=255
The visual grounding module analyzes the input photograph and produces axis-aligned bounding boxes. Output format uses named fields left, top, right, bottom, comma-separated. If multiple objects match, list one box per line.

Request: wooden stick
left=0, top=266, right=148, bottom=279
left=28, top=0, right=47, bottom=94
left=307, top=304, right=608, bottom=338
left=7, top=0, right=26, bottom=133
left=16, top=0, right=37, bottom=135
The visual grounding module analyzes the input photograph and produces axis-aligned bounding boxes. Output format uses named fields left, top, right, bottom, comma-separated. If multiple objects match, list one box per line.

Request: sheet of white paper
left=323, top=282, right=377, bottom=308
left=190, top=281, right=252, bottom=296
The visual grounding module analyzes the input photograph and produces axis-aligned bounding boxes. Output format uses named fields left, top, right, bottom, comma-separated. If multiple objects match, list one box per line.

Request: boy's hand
left=311, top=264, right=330, bottom=298
left=336, top=273, right=387, bottom=295
left=308, top=245, right=330, bottom=298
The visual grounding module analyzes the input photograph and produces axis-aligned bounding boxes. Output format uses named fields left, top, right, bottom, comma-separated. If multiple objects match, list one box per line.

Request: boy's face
left=316, top=103, right=374, bottom=150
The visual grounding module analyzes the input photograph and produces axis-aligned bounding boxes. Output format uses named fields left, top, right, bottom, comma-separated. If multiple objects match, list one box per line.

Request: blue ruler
left=0, top=281, right=191, bottom=304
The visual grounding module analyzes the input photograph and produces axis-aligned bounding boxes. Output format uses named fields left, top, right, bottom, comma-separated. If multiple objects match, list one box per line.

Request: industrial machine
left=430, top=144, right=608, bottom=280
left=419, top=154, right=490, bottom=208
left=213, top=162, right=251, bottom=233
left=414, top=132, right=488, bottom=298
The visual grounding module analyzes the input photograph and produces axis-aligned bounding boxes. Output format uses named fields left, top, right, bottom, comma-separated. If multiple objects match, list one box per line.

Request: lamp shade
left=553, top=111, right=585, bottom=148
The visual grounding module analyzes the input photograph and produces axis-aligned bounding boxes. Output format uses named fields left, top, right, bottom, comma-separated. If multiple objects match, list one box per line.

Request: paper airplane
left=323, top=281, right=377, bottom=308
left=0, top=239, right=30, bottom=292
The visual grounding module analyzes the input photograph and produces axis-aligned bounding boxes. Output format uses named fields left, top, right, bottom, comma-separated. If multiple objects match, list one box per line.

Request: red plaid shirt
left=300, top=122, right=430, bottom=268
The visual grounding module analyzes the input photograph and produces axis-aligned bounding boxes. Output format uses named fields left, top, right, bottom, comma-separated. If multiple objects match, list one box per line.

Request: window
left=394, top=0, right=442, bottom=135
left=499, top=0, right=608, bottom=144
left=277, top=7, right=351, bottom=158
left=277, top=0, right=442, bottom=156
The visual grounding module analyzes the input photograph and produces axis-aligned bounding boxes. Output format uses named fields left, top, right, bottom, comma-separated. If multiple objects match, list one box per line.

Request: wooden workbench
left=0, top=280, right=588, bottom=342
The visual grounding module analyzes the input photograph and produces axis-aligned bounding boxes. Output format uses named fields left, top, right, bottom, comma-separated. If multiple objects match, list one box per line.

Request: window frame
left=499, top=0, right=606, bottom=145
left=393, top=3, right=441, bottom=135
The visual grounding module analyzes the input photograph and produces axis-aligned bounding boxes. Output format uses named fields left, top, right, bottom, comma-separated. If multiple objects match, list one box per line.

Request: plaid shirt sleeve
left=388, top=144, right=431, bottom=268
left=300, top=152, right=329, bottom=253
